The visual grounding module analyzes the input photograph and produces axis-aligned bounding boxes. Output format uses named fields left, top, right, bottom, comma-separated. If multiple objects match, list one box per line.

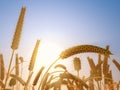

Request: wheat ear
left=60, top=45, right=112, bottom=59
left=5, top=7, right=26, bottom=87
left=33, top=66, right=44, bottom=86
left=11, top=7, right=26, bottom=50
left=28, top=40, right=40, bottom=71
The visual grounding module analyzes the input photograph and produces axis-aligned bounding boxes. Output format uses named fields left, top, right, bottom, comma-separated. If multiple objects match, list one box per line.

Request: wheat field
left=0, top=7, right=120, bottom=90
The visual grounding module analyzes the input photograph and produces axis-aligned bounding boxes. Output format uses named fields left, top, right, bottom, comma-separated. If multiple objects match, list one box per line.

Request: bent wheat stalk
left=60, top=45, right=112, bottom=59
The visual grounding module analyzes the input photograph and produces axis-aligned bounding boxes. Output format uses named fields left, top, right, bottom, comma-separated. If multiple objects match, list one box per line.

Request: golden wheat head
left=28, top=40, right=40, bottom=71
left=11, top=7, right=26, bottom=50
left=60, top=45, right=112, bottom=59
left=73, top=57, right=81, bottom=71
left=33, top=66, right=44, bottom=86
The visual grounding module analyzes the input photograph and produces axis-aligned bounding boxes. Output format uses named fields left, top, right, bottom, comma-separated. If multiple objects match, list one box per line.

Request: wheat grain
left=60, top=45, right=112, bottom=59
left=11, top=7, right=26, bottom=50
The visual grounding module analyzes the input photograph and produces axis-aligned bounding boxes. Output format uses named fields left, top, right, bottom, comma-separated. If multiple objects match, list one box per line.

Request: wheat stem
left=5, top=50, right=15, bottom=87
left=38, top=57, right=60, bottom=90
left=0, top=54, right=5, bottom=81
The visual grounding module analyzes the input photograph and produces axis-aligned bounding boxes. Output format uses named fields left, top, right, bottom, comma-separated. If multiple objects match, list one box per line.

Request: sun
left=35, top=40, right=63, bottom=70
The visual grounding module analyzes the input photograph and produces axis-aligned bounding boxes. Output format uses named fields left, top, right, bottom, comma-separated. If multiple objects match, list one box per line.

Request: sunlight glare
left=35, top=41, right=63, bottom=70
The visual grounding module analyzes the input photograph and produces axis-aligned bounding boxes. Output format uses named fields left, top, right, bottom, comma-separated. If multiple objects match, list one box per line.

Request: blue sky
left=0, top=0, right=120, bottom=83
left=1, top=1, right=120, bottom=51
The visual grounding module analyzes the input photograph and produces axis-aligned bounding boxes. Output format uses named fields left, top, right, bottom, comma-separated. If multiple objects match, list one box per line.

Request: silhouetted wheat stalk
left=4, top=7, right=26, bottom=87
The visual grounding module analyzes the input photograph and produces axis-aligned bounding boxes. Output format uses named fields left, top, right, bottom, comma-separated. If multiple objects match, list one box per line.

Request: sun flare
left=35, top=40, right=63, bottom=70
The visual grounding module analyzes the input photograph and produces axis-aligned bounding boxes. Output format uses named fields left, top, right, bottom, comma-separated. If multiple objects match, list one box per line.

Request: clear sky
left=0, top=0, right=120, bottom=87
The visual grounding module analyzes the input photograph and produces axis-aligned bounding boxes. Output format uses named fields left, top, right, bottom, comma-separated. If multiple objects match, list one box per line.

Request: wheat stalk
left=95, top=54, right=102, bottom=81
left=0, top=54, right=5, bottom=81
left=5, top=7, right=26, bottom=87
left=103, top=54, right=109, bottom=76
left=26, top=71, right=33, bottom=86
left=28, top=40, right=40, bottom=71
left=60, top=45, right=112, bottom=59
left=0, top=79, right=5, bottom=88
left=15, top=54, right=19, bottom=90
left=87, top=57, right=96, bottom=75
left=15, top=54, right=19, bottom=76
left=89, top=71, right=94, bottom=90
left=41, top=73, right=49, bottom=90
